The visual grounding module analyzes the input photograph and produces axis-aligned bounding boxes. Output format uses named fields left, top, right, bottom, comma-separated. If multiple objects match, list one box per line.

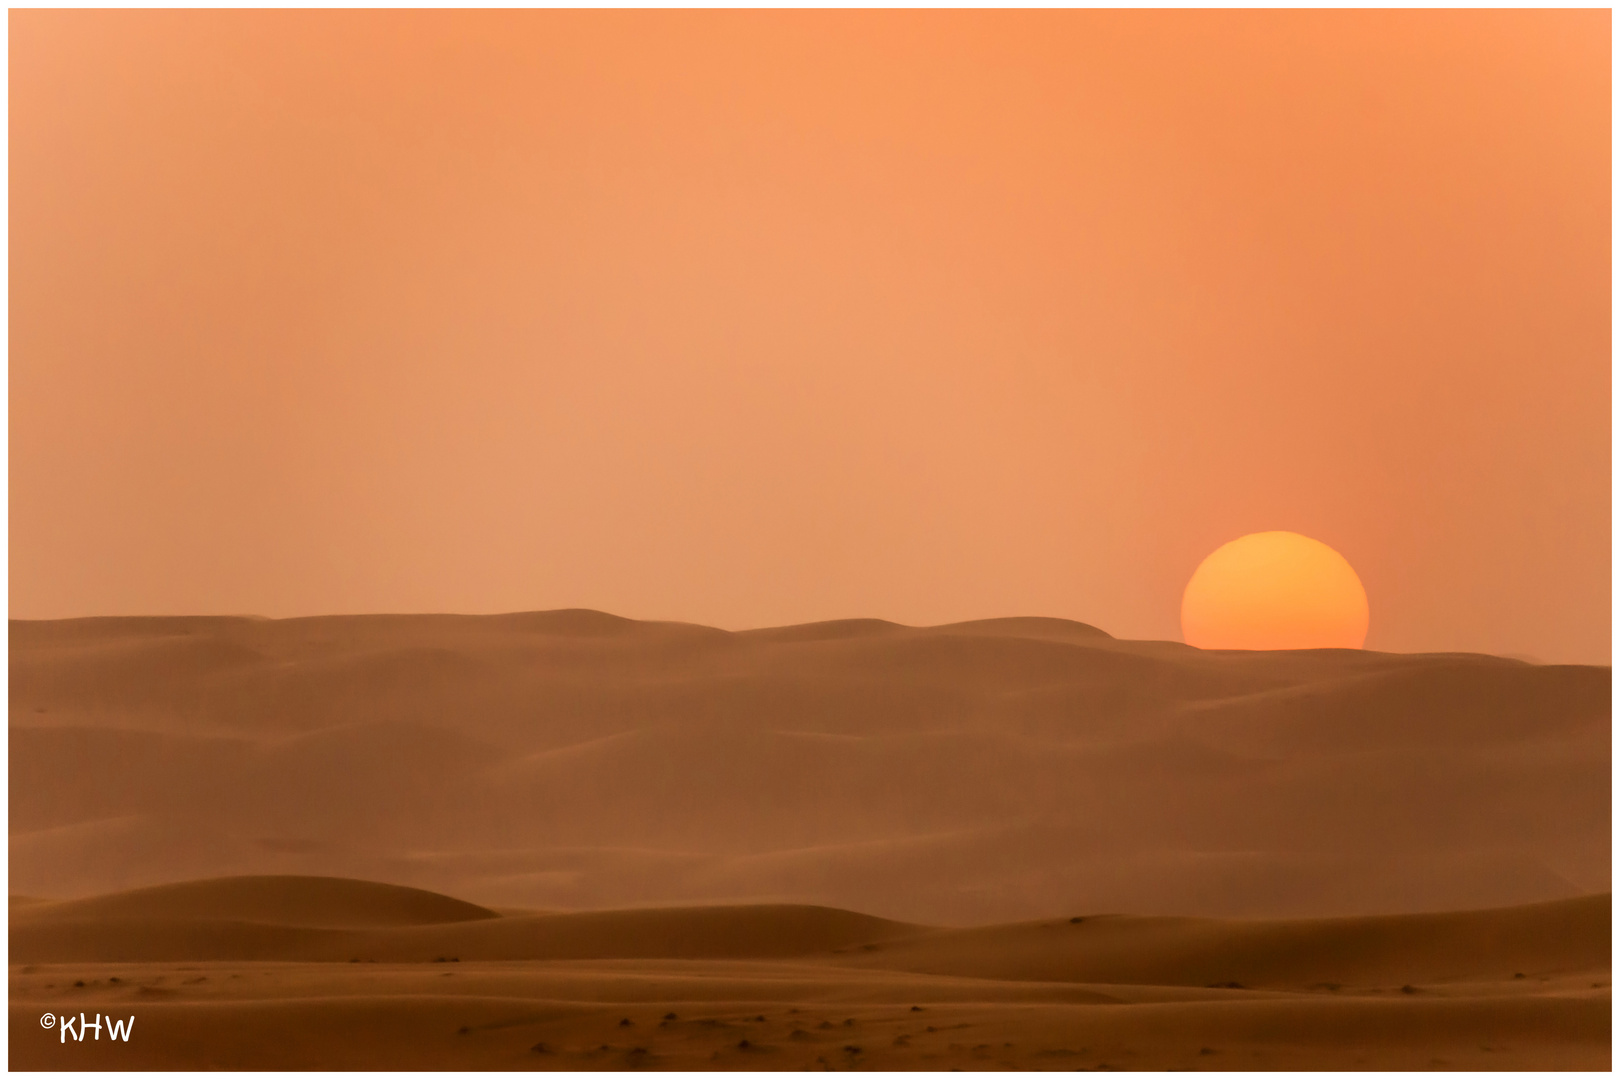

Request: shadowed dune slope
left=10, top=610, right=1609, bottom=922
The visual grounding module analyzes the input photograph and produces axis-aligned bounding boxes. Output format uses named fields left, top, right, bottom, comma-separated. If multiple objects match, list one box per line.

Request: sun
left=1181, top=531, right=1369, bottom=650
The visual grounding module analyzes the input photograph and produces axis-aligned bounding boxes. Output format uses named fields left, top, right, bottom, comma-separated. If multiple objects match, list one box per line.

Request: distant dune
left=10, top=609, right=1609, bottom=923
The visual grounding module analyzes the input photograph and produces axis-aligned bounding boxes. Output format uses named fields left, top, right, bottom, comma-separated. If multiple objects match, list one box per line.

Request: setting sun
left=1182, top=531, right=1369, bottom=650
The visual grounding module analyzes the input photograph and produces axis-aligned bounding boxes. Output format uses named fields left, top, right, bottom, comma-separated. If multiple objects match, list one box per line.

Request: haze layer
left=11, top=611, right=1607, bottom=924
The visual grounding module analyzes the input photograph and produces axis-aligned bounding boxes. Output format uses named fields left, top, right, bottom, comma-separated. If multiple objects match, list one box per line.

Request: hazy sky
left=10, top=10, right=1610, bottom=662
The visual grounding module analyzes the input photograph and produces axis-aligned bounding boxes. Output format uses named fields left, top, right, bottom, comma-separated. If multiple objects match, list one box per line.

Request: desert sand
left=9, top=610, right=1611, bottom=1068
left=8, top=876, right=1610, bottom=1070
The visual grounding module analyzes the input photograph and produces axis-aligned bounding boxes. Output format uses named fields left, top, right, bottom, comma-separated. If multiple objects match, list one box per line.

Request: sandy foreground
left=8, top=876, right=1610, bottom=1070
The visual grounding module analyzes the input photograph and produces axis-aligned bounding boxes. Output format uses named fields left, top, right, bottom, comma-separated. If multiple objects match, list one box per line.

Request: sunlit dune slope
left=10, top=610, right=1609, bottom=922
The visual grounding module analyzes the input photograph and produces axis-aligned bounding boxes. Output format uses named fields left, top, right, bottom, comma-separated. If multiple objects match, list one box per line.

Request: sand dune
left=10, top=610, right=1609, bottom=922
left=9, top=875, right=1609, bottom=1070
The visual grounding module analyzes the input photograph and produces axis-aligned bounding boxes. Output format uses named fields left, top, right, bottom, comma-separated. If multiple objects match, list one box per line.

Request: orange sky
left=10, top=10, right=1611, bottom=662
